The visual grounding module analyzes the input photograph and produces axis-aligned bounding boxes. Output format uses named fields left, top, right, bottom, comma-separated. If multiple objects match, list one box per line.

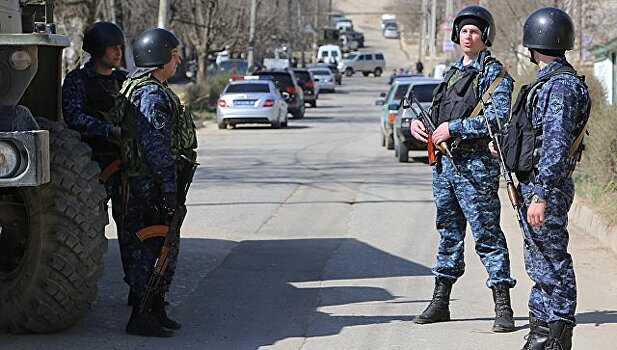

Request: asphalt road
left=2, top=72, right=616, bottom=350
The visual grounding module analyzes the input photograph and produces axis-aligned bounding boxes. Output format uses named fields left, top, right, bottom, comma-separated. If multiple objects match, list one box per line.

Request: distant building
left=591, top=38, right=617, bottom=104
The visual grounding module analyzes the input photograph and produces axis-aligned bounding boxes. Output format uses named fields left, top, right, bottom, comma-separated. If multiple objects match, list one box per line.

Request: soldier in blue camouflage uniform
left=410, top=6, right=516, bottom=332
left=513, top=8, right=590, bottom=350
left=61, top=22, right=136, bottom=298
left=119, top=28, right=197, bottom=338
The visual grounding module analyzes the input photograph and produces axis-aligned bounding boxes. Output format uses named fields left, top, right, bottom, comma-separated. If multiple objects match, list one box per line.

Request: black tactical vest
left=430, top=66, right=479, bottom=126
left=78, top=68, right=127, bottom=160
left=500, top=65, right=589, bottom=178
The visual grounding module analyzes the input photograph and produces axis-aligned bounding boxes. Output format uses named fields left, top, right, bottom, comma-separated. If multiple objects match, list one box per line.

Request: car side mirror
left=282, top=92, right=291, bottom=99
left=375, top=99, right=385, bottom=106
left=379, top=92, right=386, bottom=97
left=388, top=103, right=400, bottom=111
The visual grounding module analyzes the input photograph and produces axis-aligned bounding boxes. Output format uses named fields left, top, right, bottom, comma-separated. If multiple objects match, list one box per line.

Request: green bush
left=574, top=69, right=617, bottom=225
left=185, top=74, right=231, bottom=113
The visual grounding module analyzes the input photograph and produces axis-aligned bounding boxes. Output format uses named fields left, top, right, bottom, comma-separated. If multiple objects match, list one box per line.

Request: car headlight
left=9, top=50, right=32, bottom=71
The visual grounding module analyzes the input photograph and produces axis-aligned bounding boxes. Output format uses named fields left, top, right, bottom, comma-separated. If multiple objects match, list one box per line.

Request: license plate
left=234, top=100, right=256, bottom=106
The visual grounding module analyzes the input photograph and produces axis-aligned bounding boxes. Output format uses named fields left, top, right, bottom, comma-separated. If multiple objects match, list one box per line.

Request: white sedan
left=216, top=77, right=289, bottom=129
left=309, top=68, right=336, bottom=92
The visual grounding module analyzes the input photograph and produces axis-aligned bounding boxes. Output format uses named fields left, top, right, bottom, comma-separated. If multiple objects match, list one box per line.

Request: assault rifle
left=139, top=155, right=199, bottom=314
left=478, top=96, right=528, bottom=238
left=404, top=93, right=460, bottom=175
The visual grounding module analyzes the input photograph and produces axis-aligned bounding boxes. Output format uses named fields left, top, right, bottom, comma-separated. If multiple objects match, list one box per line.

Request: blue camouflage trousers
left=124, top=176, right=179, bottom=300
left=432, top=151, right=516, bottom=288
left=519, top=178, right=577, bottom=324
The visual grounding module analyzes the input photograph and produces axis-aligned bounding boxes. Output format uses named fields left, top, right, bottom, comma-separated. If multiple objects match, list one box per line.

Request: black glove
left=161, top=192, right=178, bottom=215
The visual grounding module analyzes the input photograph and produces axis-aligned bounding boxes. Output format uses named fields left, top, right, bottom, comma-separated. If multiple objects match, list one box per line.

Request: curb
left=570, top=199, right=617, bottom=255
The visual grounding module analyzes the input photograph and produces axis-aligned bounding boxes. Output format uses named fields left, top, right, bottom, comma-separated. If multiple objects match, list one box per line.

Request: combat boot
left=522, top=312, right=549, bottom=350
left=152, top=294, right=182, bottom=330
left=126, top=307, right=174, bottom=337
left=492, top=284, right=515, bottom=332
left=545, top=321, right=573, bottom=350
left=414, top=278, right=452, bottom=324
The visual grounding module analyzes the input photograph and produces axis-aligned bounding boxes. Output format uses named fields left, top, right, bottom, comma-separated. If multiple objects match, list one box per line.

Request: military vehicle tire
left=0, top=119, right=108, bottom=333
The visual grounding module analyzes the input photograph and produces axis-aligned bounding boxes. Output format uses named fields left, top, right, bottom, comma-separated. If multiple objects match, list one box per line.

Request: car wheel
left=345, top=68, right=353, bottom=77
left=380, top=130, right=386, bottom=147
left=385, top=133, right=394, bottom=150
left=397, top=140, right=409, bottom=162
left=282, top=115, right=288, bottom=127
left=374, top=67, right=383, bottom=77
left=310, top=100, right=317, bottom=108
left=217, top=121, right=226, bottom=129
left=271, top=119, right=281, bottom=129
left=362, top=71, right=370, bottom=77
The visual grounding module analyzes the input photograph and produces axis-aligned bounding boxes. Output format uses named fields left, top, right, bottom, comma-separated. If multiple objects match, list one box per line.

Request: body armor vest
left=111, top=74, right=197, bottom=177
left=79, top=69, right=126, bottom=160
left=500, top=65, right=590, bottom=178
left=430, top=66, right=479, bottom=126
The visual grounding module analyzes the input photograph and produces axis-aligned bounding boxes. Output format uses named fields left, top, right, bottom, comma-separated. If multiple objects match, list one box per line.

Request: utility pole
left=157, top=0, right=170, bottom=29
left=420, top=0, right=427, bottom=63
left=248, top=0, right=257, bottom=69
left=430, top=0, right=436, bottom=57
left=298, top=1, right=305, bottom=67
left=578, top=0, right=584, bottom=62
left=110, top=0, right=124, bottom=30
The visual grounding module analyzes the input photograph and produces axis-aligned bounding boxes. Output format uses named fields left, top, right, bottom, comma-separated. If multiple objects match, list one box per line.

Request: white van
left=335, top=19, right=353, bottom=32
left=317, top=44, right=342, bottom=65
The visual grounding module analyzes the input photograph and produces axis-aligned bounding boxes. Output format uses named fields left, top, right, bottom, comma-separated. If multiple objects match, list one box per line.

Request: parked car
left=380, top=14, right=397, bottom=31
left=309, top=67, right=336, bottom=93
left=375, top=79, right=412, bottom=150
left=394, top=78, right=441, bottom=162
left=216, top=77, right=289, bottom=129
left=252, top=70, right=305, bottom=118
left=383, top=22, right=399, bottom=39
left=340, top=29, right=365, bottom=48
left=293, top=68, right=319, bottom=108
left=317, top=44, right=342, bottom=65
left=315, top=62, right=342, bottom=85
left=340, top=51, right=385, bottom=77
left=335, top=19, right=353, bottom=32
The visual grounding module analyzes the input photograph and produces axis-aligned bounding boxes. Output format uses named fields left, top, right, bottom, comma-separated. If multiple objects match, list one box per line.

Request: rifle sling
left=469, top=67, right=506, bottom=118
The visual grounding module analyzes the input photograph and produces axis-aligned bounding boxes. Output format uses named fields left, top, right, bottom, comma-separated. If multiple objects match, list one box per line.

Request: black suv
left=253, top=70, right=305, bottom=118
left=293, top=68, right=318, bottom=108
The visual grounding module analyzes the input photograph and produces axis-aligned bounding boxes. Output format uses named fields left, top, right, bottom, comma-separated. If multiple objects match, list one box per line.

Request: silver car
left=309, top=67, right=336, bottom=92
left=216, top=78, right=289, bottom=129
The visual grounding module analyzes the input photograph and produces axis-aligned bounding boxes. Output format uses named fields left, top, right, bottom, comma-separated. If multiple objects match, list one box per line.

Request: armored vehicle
left=0, top=0, right=108, bottom=333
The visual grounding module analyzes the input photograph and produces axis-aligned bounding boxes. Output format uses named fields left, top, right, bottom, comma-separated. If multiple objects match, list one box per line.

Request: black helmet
left=451, top=6, right=495, bottom=47
left=82, top=22, right=125, bottom=58
left=523, top=7, right=574, bottom=51
left=133, top=28, right=180, bottom=68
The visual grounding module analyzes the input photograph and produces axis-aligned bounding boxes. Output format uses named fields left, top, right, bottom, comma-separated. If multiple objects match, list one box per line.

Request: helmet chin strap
left=528, top=48, right=538, bottom=65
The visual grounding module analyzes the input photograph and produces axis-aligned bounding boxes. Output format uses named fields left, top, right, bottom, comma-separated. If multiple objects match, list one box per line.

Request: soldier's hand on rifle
left=432, top=122, right=450, bottom=145
left=488, top=141, right=499, bottom=157
left=161, top=192, right=177, bottom=216
left=411, top=120, right=429, bottom=143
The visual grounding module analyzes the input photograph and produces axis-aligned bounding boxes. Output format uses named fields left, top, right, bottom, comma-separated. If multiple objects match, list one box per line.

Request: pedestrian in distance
left=388, top=68, right=398, bottom=84
left=61, top=21, right=134, bottom=299
left=410, top=5, right=517, bottom=332
left=491, top=7, right=591, bottom=350
left=114, top=27, right=198, bottom=337
left=415, top=60, right=424, bottom=75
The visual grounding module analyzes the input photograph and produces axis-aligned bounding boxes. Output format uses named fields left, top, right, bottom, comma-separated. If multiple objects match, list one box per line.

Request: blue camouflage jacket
left=527, top=57, right=590, bottom=200
left=62, top=61, right=116, bottom=138
left=130, top=83, right=177, bottom=194
left=447, top=54, right=514, bottom=140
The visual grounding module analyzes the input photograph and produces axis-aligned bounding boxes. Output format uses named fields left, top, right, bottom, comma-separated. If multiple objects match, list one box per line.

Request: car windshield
left=345, top=53, right=357, bottom=60
left=391, top=84, right=410, bottom=104
left=225, top=83, right=270, bottom=93
left=311, top=70, right=331, bottom=76
left=254, top=72, right=293, bottom=89
left=294, top=71, right=311, bottom=85
left=218, top=61, right=248, bottom=74
left=410, top=84, right=439, bottom=102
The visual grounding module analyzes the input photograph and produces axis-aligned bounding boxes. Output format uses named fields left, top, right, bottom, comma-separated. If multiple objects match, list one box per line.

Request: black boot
left=152, top=294, right=182, bottom=330
left=414, top=278, right=452, bottom=324
left=492, top=284, right=515, bottom=332
left=126, top=307, right=174, bottom=337
left=522, top=312, right=549, bottom=350
left=545, top=321, right=574, bottom=350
